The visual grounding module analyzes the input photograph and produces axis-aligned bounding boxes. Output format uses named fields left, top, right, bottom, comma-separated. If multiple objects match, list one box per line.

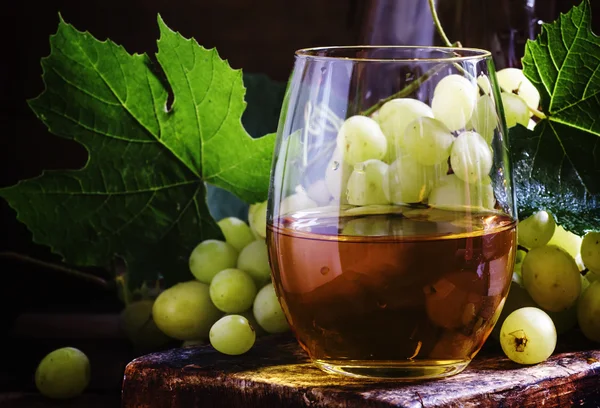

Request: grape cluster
left=495, top=209, right=600, bottom=365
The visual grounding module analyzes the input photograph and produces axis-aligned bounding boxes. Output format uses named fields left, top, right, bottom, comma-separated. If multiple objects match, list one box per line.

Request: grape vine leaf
left=0, top=16, right=277, bottom=287
left=511, top=0, right=600, bottom=235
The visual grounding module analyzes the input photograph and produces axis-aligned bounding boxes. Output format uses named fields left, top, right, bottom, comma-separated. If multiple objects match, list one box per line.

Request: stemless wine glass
left=267, top=46, right=518, bottom=380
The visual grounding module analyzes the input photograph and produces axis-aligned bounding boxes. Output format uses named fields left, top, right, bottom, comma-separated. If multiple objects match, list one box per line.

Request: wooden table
left=122, top=332, right=600, bottom=408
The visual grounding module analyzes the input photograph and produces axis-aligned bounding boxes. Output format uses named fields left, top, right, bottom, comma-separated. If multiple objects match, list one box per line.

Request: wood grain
left=122, top=332, right=600, bottom=408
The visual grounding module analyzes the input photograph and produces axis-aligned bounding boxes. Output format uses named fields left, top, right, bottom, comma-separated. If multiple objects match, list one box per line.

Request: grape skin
left=521, top=245, right=581, bottom=312
left=209, top=315, right=256, bottom=355
left=237, top=239, right=272, bottom=286
left=253, top=283, right=290, bottom=334
left=152, top=281, right=222, bottom=340
left=496, top=68, right=541, bottom=114
left=450, top=131, right=494, bottom=184
left=209, top=268, right=258, bottom=313
left=35, top=347, right=90, bottom=399
left=346, top=159, right=390, bottom=206
left=578, top=280, right=600, bottom=342
left=501, top=93, right=530, bottom=128
left=518, top=210, right=556, bottom=249
left=217, top=217, right=255, bottom=252
left=189, top=240, right=238, bottom=284
left=119, top=300, right=171, bottom=350
left=469, top=94, right=498, bottom=144
left=248, top=200, right=268, bottom=239
left=403, top=117, right=455, bottom=166
left=581, top=232, right=600, bottom=273
left=384, top=155, right=448, bottom=204
left=499, top=307, right=557, bottom=365
left=428, top=174, right=495, bottom=211
left=336, top=115, right=387, bottom=166
left=432, top=74, right=477, bottom=131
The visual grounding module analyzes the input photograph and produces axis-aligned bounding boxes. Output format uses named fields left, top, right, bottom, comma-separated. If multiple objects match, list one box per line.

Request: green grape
left=230, top=309, right=267, bottom=337
left=469, top=94, right=498, bottom=144
left=548, top=225, right=583, bottom=265
left=248, top=200, right=267, bottom=239
left=376, top=98, right=434, bottom=161
left=189, top=240, right=238, bottom=284
left=515, top=248, right=527, bottom=264
left=450, top=131, right=493, bottom=184
left=586, top=270, right=600, bottom=284
left=237, top=239, right=272, bottom=285
left=346, top=159, right=390, bottom=206
left=119, top=300, right=171, bottom=350
left=521, top=245, right=581, bottom=312
left=428, top=174, right=496, bottom=210
left=499, top=307, right=556, bottom=365
left=217, top=217, right=255, bottom=252
left=518, top=210, right=556, bottom=249
left=384, top=155, right=447, bottom=204
left=280, top=189, right=318, bottom=215
left=325, top=148, right=352, bottom=203
left=477, top=74, right=492, bottom=96
left=496, top=68, right=540, bottom=113
left=431, top=74, right=477, bottom=131
left=501, top=93, right=530, bottom=128
left=578, top=280, right=600, bottom=343
left=209, top=268, right=257, bottom=313
left=253, top=283, right=290, bottom=334
left=35, top=347, right=90, bottom=399
left=336, top=115, right=387, bottom=166
left=152, top=281, right=222, bottom=340
left=403, top=117, right=454, bottom=166
left=306, top=179, right=332, bottom=205
left=581, top=232, right=600, bottom=273
left=209, top=315, right=256, bottom=355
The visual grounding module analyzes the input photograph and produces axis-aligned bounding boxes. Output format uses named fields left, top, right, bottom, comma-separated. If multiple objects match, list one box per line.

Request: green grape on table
left=152, top=281, right=222, bottom=340
left=581, top=231, right=600, bottom=273
left=450, top=131, right=493, bottom=184
left=517, top=210, right=556, bottom=249
left=189, top=240, right=238, bottom=284
left=336, top=115, right=387, bottom=166
left=431, top=74, right=478, bottom=131
left=521, top=245, right=581, bottom=312
left=346, top=159, right=390, bottom=206
left=376, top=98, right=434, bottom=162
left=253, top=283, right=290, bottom=334
left=403, top=117, right=454, bottom=166
left=237, top=239, right=272, bottom=286
left=119, top=300, right=171, bottom=350
left=384, top=155, right=447, bottom=204
left=209, top=268, right=257, bottom=313
left=428, top=174, right=495, bottom=211
left=209, top=315, right=256, bottom=355
left=499, top=307, right=557, bottom=365
left=217, top=217, right=255, bottom=252
left=469, top=94, right=498, bottom=144
left=229, top=309, right=267, bottom=337
left=578, top=280, right=600, bottom=343
left=501, top=93, right=530, bottom=128
left=496, top=68, right=541, bottom=114
left=248, top=200, right=268, bottom=239
left=35, top=347, right=90, bottom=399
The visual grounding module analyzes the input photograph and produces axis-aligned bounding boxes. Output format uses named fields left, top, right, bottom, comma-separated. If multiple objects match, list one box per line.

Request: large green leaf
left=511, top=0, right=599, bottom=235
left=0, top=16, right=276, bottom=287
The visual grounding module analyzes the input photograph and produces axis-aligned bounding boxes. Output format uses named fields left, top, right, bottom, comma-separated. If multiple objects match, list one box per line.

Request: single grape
left=119, top=300, right=171, bottom=350
left=280, top=189, right=318, bottom=215
left=515, top=248, right=527, bottom=264
left=501, top=93, right=530, bottom=128
left=581, top=232, right=600, bottom=273
left=384, top=155, right=448, bottom=204
left=403, top=117, right=454, bottom=166
left=499, top=307, right=556, bottom=365
left=189, top=240, right=238, bottom=284
left=325, top=148, right=352, bottom=203
left=431, top=74, right=478, bottom=131
left=229, top=309, right=267, bottom=337
left=587, top=270, right=600, bottom=284
left=548, top=225, right=584, bottom=267
left=477, top=74, right=492, bottom=96
left=521, top=245, right=581, bottom=312
left=518, top=210, right=556, bottom=249
left=428, top=174, right=496, bottom=210
left=336, top=115, right=387, bottom=166
left=152, top=281, right=222, bottom=340
left=35, top=347, right=90, bottom=399
left=376, top=98, right=434, bottom=161
left=496, top=68, right=541, bottom=113
left=248, top=200, right=268, bottom=239
left=450, top=131, right=494, bottom=184
left=237, top=239, right=272, bottom=285
left=346, top=159, right=390, bottom=206
left=209, top=268, right=257, bottom=313
left=217, top=217, right=255, bottom=252
left=469, top=94, right=498, bottom=144
left=578, top=280, right=600, bottom=343
left=209, top=315, right=256, bottom=355
left=253, top=283, right=290, bottom=334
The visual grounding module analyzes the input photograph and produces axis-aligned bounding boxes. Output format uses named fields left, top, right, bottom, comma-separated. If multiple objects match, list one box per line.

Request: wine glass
left=266, top=46, right=517, bottom=380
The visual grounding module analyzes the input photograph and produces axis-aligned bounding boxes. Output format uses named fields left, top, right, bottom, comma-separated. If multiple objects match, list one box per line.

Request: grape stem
left=529, top=106, right=547, bottom=120
left=0, top=251, right=111, bottom=290
left=428, top=0, right=453, bottom=47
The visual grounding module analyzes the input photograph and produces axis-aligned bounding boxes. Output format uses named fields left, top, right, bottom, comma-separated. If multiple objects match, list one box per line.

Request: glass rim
left=295, top=45, right=492, bottom=63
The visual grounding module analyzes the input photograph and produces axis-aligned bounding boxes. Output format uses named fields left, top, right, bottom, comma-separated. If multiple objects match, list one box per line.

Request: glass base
left=313, top=358, right=470, bottom=380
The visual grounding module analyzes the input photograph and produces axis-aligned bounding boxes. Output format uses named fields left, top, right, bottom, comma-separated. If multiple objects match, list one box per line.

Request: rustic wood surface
left=122, top=332, right=600, bottom=408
